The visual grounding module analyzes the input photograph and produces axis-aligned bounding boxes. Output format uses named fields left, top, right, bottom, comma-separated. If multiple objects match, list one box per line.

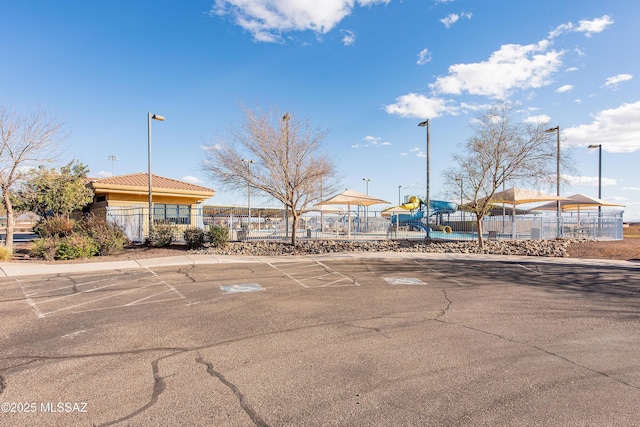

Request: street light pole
left=108, top=155, right=118, bottom=176
left=455, top=176, right=463, bottom=221
left=588, top=144, right=603, bottom=234
left=242, top=159, right=255, bottom=235
left=418, top=119, right=430, bottom=238
left=546, top=125, right=561, bottom=238
left=363, top=178, right=370, bottom=195
left=282, top=113, right=290, bottom=239
left=362, top=178, right=371, bottom=232
left=148, top=112, right=165, bottom=237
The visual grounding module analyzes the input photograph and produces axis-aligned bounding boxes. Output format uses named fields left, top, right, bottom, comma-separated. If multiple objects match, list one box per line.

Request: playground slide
left=393, top=196, right=458, bottom=215
left=385, top=196, right=458, bottom=230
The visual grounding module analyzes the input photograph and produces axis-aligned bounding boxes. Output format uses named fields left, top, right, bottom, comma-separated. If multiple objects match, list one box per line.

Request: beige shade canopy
left=478, top=187, right=571, bottom=240
left=480, top=187, right=571, bottom=206
left=316, top=189, right=390, bottom=237
left=316, top=189, right=390, bottom=207
left=381, top=206, right=409, bottom=217
left=305, top=204, right=346, bottom=214
left=533, top=194, right=625, bottom=211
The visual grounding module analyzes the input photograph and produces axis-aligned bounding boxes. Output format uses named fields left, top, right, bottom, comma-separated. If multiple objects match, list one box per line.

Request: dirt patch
left=565, top=238, right=640, bottom=261
left=11, top=243, right=189, bottom=264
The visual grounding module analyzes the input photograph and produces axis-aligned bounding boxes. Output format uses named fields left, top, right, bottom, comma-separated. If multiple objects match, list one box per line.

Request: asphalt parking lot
left=0, top=254, right=639, bottom=426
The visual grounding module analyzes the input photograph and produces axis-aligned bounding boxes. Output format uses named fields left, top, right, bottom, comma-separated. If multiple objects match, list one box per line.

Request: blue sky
left=2, top=0, right=639, bottom=220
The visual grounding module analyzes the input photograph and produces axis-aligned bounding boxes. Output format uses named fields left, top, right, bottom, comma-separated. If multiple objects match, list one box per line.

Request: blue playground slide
left=387, top=197, right=458, bottom=230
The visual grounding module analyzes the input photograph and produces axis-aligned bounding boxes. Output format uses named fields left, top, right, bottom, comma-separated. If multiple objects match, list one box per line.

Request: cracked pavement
left=0, top=255, right=639, bottom=426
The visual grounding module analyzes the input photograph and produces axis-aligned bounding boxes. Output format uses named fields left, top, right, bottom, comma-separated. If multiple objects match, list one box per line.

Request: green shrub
left=148, top=221, right=177, bottom=247
left=56, top=235, right=99, bottom=260
left=31, top=238, right=59, bottom=260
left=33, top=216, right=75, bottom=238
left=206, top=225, right=229, bottom=248
left=183, top=228, right=205, bottom=250
left=0, top=245, right=12, bottom=261
left=76, top=214, right=129, bottom=255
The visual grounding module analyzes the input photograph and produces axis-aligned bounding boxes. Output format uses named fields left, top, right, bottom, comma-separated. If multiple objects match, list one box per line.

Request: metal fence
left=107, top=205, right=624, bottom=243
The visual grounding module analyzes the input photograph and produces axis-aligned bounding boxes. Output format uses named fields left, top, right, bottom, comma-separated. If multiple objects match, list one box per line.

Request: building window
left=96, top=195, right=107, bottom=203
left=154, top=204, right=191, bottom=225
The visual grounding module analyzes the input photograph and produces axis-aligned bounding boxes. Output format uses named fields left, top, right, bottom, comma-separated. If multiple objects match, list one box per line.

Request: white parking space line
left=17, top=270, right=185, bottom=318
left=265, top=260, right=359, bottom=288
left=384, top=277, right=427, bottom=285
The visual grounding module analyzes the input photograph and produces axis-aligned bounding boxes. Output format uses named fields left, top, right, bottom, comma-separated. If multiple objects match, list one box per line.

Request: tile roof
left=88, top=173, right=215, bottom=194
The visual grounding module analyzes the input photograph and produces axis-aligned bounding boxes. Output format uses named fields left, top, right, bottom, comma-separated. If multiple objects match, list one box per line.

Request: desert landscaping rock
left=191, top=238, right=573, bottom=258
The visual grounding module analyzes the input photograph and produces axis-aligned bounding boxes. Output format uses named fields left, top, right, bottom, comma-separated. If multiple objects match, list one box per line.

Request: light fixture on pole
left=108, top=155, right=118, bottom=176
left=588, top=144, right=603, bottom=233
left=362, top=178, right=371, bottom=195
left=148, top=113, right=165, bottom=236
left=546, top=125, right=561, bottom=238
left=242, top=159, right=256, bottom=234
left=418, top=119, right=430, bottom=238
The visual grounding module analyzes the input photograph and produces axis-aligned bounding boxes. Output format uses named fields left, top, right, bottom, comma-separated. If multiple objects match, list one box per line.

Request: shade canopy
left=381, top=206, right=409, bottom=217
left=532, top=194, right=625, bottom=212
left=305, top=204, right=346, bottom=214
left=316, top=189, right=390, bottom=238
left=316, top=189, right=390, bottom=207
left=479, top=187, right=571, bottom=206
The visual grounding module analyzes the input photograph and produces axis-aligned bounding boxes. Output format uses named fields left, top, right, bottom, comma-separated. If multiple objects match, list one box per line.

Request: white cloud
left=440, top=13, right=459, bottom=28
left=524, top=114, right=550, bottom=124
left=96, top=170, right=112, bottom=178
left=363, top=135, right=380, bottom=144
left=549, top=15, right=614, bottom=39
left=341, top=29, right=356, bottom=46
left=355, top=136, right=391, bottom=148
left=576, top=15, right=614, bottom=37
left=564, top=175, right=616, bottom=187
left=565, top=67, right=579, bottom=72
left=440, top=12, right=471, bottom=29
left=417, top=48, right=432, bottom=65
left=603, top=73, right=633, bottom=89
left=563, top=101, right=640, bottom=153
left=183, top=175, right=203, bottom=184
left=622, top=187, right=640, bottom=191
left=384, top=93, right=458, bottom=119
left=556, top=84, right=573, bottom=93
left=211, top=0, right=390, bottom=42
left=430, top=40, right=563, bottom=99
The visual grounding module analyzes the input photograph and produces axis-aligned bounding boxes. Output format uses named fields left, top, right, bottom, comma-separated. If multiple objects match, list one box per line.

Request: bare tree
left=203, top=104, right=340, bottom=245
left=0, top=103, right=65, bottom=249
left=443, top=102, right=563, bottom=248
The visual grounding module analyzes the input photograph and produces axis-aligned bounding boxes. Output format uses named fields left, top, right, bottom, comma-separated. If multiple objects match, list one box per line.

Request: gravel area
left=191, top=239, right=573, bottom=257
left=12, top=237, right=640, bottom=263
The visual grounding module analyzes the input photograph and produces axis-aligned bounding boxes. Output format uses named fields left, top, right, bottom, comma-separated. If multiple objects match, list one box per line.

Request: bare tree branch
left=444, top=102, right=565, bottom=248
left=203, top=104, right=340, bottom=245
left=0, top=102, right=66, bottom=248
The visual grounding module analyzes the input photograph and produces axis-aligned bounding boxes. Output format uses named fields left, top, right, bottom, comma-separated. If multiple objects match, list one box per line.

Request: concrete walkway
left=1, top=251, right=638, bottom=277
